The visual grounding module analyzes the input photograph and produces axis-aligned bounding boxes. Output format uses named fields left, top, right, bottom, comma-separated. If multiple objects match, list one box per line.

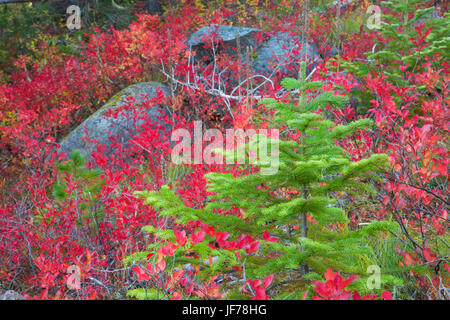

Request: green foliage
left=0, top=0, right=140, bottom=81
left=52, top=150, right=105, bottom=228
left=338, top=0, right=450, bottom=115
left=127, top=288, right=169, bottom=300
left=80, top=0, right=139, bottom=31
left=344, top=0, right=449, bottom=89
left=53, top=150, right=103, bottom=201
left=135, top=61, right=398, bottom=296
left=0, top=2, right=60, bottom=77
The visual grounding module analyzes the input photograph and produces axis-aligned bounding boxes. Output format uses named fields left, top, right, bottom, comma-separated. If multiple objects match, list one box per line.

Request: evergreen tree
left=134, top=61, right=398, bottom=298
left=343, top=0, right=449, bottom=108
left=52, top=150, right=105, bottom=232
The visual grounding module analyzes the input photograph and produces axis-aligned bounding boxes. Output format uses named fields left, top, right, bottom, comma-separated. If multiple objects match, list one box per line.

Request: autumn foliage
left=0, top=0, right=448, bottom=300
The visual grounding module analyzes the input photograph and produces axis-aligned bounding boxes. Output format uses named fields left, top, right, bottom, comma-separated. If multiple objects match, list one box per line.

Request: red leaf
left=324, top=268, right=335, bottom=282
left=403, top=252, right=415, bottom=266
left=262, top=231, right=279, bottom=242
left=381, top=291, right=393, bottom=300
left=263, top=274, right=274, bottom=289
left=246, top=241, right=260, bottom=254
left=422, top=248, right=436, bottom=262
left=174, top=230, right=187, bottom=246
left=132, top=266, right=150, bottom=282
left=170, top=292, right=182, bottom=300
left=201, top=224, right=215, bottom=237
left=190, top=231, right=205, bottom=245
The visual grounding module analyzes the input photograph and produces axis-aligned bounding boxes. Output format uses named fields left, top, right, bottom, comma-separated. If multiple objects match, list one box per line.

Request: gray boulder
left=188, top=25, right=260, bottom=50
left=251, top=31, right=320, bottom=76
left=59, top=82, right=171, bottom=161
left=187, top=24, right=321, bottom=76
left=0, top=290, right=25, bottom=300
left=147, top=0, right=163, bottom=15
